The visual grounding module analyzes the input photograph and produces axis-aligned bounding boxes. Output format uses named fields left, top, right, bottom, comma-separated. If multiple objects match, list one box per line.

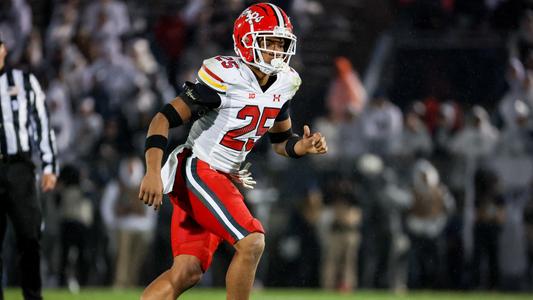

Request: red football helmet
left=233, top=3, right=297, bottom=75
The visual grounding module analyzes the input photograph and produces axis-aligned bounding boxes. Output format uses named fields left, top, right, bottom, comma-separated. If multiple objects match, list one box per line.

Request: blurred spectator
left=326, top=57, right=367, bottom=118
left=447, top=106, right=499, bottom=195
left=275, top=189, right=323, bottom=287
left=56, top=165, right=93, bottom=291
left=434, top=100, right=463, bottom=147
left=361, top=95, right=403, bottom=157
left=406, top=159, right=455, bottom=289
left=509, top=9, right=533, bottom=69
left=101, top=156, right=156, bottom=288
left=356, top=154, right=395, bottom=289
left=52, top=42, right=88, bottom=102
left=290, top=0, right=324, bottom=36
left=497, top=99, right=533, bottom=156
left=0, top=0, right=32, bottom=65
left=391, top=102, right=432, bottom=180
left=498, top=59, right=531, bottom=130
left=432, top=100, right=464, bottom=190
left=45, top=0, right=80, bottom=55
left=153, top=8, right=187, bottom=89
left=84, top=39, right=144, bottom=117
left=314, top=67, right=367, bottom=168
left=471, top=168, right=506, bottom=290
left=321, top=181, right=362, bottom=292
left=71, top=97, right=104, bottom=161
left=381, top=170, right=412, bottom=294
left=91, top=116, right=129, bottom=185
left=123, top=38, right=174, bottom=139
left=46, top=74, right=74, bottom=160
left=449, top=106, right=499, bottom=159
left=81, top=0, right=130, bottom=41
left=20, top=28, right=44, bottom=71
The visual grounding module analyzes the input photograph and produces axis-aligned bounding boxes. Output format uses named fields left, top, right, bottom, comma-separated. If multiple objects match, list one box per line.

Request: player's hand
left=299, top=125, right=328, bottom=155
left=138, top=171, right=164, bottom=210
left=41, top=173, right=57, bottom=192
left=230, top=162, right=256, bottom=189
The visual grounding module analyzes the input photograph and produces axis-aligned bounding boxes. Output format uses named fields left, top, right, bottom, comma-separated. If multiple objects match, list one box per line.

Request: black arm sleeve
left=160, top=103, right=183, bottom=128
left=179, top=81, right=222, bottom=121
left=268, top=128, right=293, bottom=144
left=275, top=101, right=291, bottom=121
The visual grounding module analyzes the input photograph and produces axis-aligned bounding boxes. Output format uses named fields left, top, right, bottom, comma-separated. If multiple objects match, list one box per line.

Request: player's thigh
left=182, top=156, right=264, bottom=245
left=170, top=200, right=222, bottom=271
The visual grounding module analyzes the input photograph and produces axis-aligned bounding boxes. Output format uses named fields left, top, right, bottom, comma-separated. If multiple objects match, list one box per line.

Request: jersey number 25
left=220, top=105, right=280, bottom=151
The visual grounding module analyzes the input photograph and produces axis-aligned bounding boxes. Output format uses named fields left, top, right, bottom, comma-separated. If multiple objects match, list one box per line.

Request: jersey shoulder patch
left=197, top=56, right=241, bottom=93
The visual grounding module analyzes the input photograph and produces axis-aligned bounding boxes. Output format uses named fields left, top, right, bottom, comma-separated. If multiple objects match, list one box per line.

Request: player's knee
left=182, top=267, right=203, bottom=288
left=170, top=260, right=203, bottom=289
left=235, top=232, right=265, bottom=261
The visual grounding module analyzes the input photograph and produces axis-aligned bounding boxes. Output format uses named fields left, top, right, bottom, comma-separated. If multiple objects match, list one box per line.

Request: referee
left=0, top=37, right=58, bottom=299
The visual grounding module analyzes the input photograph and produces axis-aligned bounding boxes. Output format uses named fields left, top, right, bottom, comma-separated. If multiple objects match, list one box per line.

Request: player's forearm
left=145, top=113, right=169, bottom=173
left=272, top=141, right=288, bottom=157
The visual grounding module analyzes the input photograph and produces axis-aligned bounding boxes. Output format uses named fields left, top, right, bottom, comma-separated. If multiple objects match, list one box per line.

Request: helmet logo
left=243, top=9, right=264, bottom=24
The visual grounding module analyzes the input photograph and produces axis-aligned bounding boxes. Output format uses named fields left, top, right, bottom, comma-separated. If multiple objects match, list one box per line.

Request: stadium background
left=2, top=0, right=533, bottom=298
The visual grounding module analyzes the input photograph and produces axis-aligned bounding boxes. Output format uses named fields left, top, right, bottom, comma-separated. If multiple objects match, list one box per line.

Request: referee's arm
left=28, top=73, right=59, bottom=178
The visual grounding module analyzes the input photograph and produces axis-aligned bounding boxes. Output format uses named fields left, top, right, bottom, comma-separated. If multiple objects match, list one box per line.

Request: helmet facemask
left=238, top=26, right=297, bottom=75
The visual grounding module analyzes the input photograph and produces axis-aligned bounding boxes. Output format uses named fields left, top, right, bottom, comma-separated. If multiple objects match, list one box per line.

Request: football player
left=138, top=3, right=327, bottom=300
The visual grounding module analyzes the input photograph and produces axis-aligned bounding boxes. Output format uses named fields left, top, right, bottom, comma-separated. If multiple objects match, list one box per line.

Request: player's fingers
left=139, top=190, right=146, bottom=203
left=149, top=192, right=158, bottom=207
left=314, top=135, right=324, bottom=147
left=153, top=195, right=161, bottom=210
left=138, top=186, right=146, bottom=201
left=320, top=137, right=328, bottom=152
left=311, top=133, right=322, bottom=145
left=303, top=125, right=311, bottom=138
left=319, top=136, right=326, bottom=147
left=142, top=191, right=152, bottom=206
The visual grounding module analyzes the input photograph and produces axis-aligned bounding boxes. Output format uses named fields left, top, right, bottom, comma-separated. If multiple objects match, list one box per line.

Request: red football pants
left=169, top=149, right=264, bottom=271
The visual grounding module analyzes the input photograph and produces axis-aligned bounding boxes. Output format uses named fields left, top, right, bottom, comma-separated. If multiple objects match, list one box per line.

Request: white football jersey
left=184, top=55, right=301, bottom=173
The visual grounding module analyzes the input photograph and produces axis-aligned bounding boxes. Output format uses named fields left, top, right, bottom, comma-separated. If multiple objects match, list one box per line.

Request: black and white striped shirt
left=0, top=68, right=58, bottom=175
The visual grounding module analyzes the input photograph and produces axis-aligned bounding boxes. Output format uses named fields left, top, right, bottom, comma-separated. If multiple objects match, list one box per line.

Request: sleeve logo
left=185, top=88, right=198, bottom=101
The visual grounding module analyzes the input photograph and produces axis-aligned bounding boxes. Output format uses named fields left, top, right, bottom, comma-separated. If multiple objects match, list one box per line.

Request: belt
left=0, top=152, right=31, bottom=163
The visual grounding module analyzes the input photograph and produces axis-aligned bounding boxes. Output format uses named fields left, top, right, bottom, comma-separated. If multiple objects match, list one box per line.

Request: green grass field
left=4, top=288, right=533, bottom=300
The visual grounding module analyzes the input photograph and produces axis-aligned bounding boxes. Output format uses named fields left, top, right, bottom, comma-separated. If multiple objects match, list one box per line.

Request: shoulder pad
left=279, top=67, right=302, bottom=99
left=288, top=67, right=302, bottom=91
left=197, top=56, right=241, bottom=93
